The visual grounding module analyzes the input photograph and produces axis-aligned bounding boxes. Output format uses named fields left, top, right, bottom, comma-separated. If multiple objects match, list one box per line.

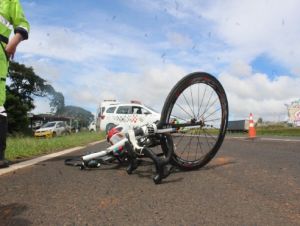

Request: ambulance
left=99, top=100, right=160, bottom=133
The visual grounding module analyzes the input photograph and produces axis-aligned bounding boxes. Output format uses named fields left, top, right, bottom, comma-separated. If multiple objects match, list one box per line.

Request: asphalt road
left=0, top=136, right=300, bottom=226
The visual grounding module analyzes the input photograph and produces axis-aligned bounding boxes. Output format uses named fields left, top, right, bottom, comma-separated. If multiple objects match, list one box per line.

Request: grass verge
left=256, top=127, right=300, bottom=136
left=6, top=131, right=106, bottom=161
left=227, top=127, right=300, bottom=137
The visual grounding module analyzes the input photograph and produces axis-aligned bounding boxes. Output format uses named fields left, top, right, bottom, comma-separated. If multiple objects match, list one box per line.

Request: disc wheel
left=160, top=72, right=228, bottom=170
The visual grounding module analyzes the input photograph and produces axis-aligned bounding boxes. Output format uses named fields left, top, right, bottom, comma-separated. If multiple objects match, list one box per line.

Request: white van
left=99, top=100, right=120, bottom=118
left=99, top=102, right=160, bottom=133
left=88, top=121, right=97, bottom=132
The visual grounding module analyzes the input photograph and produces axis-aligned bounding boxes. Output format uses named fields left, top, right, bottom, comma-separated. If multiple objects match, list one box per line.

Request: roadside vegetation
left=6, top=131, right=106, bottom=161
left=6, top=125, right=300, bottom=162
left=227, top=125, right=300, bottom=137
left=4, top=61, right=102, bottom=162
left=256, top=126, right=300, bottom=137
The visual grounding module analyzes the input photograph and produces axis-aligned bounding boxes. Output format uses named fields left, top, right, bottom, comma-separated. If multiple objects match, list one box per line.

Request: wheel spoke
left=174, top=102, right=194, bottom=120
left=197, top=85, right=206, bottom=119
left=182, top=92, right=196, bottom=119
left=190, top=86, right=195, bottom=118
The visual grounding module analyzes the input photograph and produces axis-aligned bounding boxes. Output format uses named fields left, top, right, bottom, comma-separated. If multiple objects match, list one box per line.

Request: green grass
left=185, top=127, right=300, bottom=137
left=227, top=126, right=300, bottom=137
left=256, top=127, right=300, bottom=136
left=6, top=131, right=106, bottom=161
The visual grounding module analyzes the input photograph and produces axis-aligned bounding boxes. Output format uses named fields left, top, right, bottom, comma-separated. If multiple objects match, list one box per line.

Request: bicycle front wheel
left=160, top=72, right=228, bottom=170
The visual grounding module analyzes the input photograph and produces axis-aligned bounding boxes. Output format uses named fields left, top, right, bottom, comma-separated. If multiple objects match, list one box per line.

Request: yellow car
left=34, top=121, right=69, bottom=138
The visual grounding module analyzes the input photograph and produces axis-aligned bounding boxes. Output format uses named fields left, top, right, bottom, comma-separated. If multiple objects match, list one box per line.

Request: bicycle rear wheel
left=160, top=72, right=228, bottom=170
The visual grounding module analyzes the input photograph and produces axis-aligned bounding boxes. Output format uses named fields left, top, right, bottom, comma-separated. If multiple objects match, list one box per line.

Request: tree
left=50, top=91, right=65, bottom=115
left=257, top=117, right=263, bottom=124
left=62, top=106, right=94, bottom=128
left=6, top=62, right=93, bottom=133
left=8, top=62, right=53, bottom=103
left=5, top=92, right=29, bottom=133
left=5, top=62, right=55, bottom=133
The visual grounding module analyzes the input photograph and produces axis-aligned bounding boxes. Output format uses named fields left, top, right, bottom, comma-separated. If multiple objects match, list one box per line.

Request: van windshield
left=145, top=105, right=159, bottom=113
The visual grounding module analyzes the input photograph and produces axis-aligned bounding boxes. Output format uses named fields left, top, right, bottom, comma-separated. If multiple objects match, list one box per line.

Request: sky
left=14, top=0, right=300, bottom=121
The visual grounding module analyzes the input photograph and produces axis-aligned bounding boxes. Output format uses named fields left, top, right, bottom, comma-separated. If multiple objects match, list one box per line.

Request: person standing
left=0, top=0, right=30, bottom=168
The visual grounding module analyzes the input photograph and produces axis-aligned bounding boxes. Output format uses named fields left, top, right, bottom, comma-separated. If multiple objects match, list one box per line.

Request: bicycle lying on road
left=65, top=72, right=229, bottom=184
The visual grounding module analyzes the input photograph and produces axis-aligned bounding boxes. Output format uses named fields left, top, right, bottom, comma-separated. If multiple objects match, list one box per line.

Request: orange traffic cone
left=248, top=113, right=256, bottom=138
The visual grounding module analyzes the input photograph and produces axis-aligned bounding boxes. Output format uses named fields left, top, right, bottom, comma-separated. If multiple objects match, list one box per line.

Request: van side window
left=116, top=106, right=132, bottom=114
left=132, top=106, right=142, bottom=114
left=106, top=107, right=116, bottom=113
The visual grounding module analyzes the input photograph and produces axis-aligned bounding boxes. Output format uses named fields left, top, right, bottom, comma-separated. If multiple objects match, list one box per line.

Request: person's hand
left=5, top=42, right=17, bottom=59
left=5, top=33, right=23, bottom=60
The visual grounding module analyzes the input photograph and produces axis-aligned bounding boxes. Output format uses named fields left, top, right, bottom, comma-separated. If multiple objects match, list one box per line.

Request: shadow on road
left=132, top=158, right=236, bottom=184
left=203, top=160, right=236, bottom=170
left=0, top=203, right=32, bottom=226
left=48, top=154, right=236, bottom=184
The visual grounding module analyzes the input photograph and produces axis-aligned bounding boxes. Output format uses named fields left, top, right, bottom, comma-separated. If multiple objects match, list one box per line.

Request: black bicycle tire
left=160, top=72, right=228, bottom=170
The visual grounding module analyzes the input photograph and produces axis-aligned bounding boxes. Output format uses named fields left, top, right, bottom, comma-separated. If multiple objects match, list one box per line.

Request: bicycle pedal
left=86, top=160, right=101, bottom=168
left=80, top=164, right=86, bottom=170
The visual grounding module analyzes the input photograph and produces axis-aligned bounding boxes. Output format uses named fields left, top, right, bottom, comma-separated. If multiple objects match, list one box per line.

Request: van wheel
left=106, top=124, right=116, bottom=134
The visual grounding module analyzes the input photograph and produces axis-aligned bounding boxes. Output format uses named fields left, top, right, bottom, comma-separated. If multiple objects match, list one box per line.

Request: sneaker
left=0, top=160, right=9, bottom=168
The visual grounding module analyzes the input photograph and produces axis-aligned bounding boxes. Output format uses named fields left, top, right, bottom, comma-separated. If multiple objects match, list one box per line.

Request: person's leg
left=0, top=113, right=9, bottom=168
left=0, top=114, right=7, bottom=157
left=0, top=44, right=9, bottom=168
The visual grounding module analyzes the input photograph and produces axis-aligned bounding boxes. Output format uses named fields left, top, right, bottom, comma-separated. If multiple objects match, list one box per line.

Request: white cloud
left=219, top=62, right=300, bottom=121
left=200, top=0, right=300, bottom=74
left=68, top=64, right=186, bottom=112
left=228, top=60, right=252, bottom=78
left=18, top=24, right=159, bottom=64
left=21, top=1, right=300, bottom=123
left=166, top=32, right=193, bottom=49
left=131, top=0, right=300, bottom=75
left=31, top=97, right=51, bottom=114
left=17, top=57, right=61, bottom=83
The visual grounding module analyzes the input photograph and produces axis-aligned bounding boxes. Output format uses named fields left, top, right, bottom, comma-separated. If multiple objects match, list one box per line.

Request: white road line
left=0, top=140, right=105, bottom=177
left=260, top=137, right=300, bottom=142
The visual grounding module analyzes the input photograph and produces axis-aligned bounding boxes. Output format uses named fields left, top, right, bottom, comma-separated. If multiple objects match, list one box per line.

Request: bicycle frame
left=80, top=123, right=174, bottom=183
left=80, top=121, right=207, bottom=184
left=82, top=121, right=202, bottom=162
left=71, top=72, right=229, bottom=184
